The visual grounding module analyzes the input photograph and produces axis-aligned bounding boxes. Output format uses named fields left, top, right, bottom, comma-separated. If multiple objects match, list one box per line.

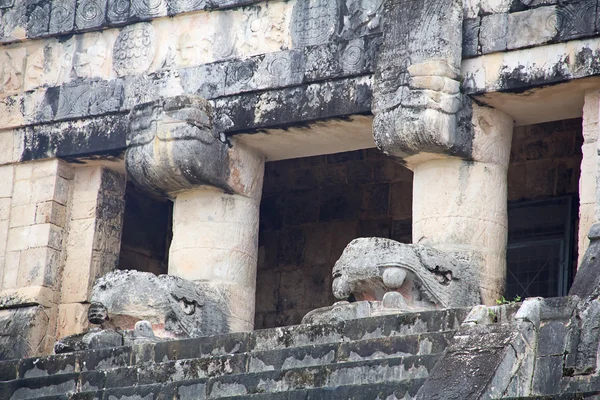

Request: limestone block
left=0, top=95, right=25, bottom=129
left=0, top=198, right=10, bottom=220
left=26, top=0, right=51, bottom=38
left=580, top=143, right=598, bottom=206
left=507, top=7, right=557, bottom=51
left=11, top=179, right=32, bottom=206
left=15, top=163, right=32, bottom=181
left=0, top=0, right=27, bottom=43
left=579, top=203, right=596, bottom=265
left=480, top=13, right=508, bottom=54
left=75, top=0, right=107, bottom=31
left=0, top=165, right=13, bottom=199
left=73, top=32, right=109, bottom=79
left=583, top=91, right=600, bottom=143
left=0, top=47, right=25, bottom=95
left=49, top=0, right=76, bottom=35
left=28, top=223, right=63, bottom=250
left=2, top=251, right=20, bottom=289
left=0, top=285, right=57, bottom=308
left=0, top=220, right=8, bottom=255
left=0, top=305, right=51, bottom=360
left=0, top=131, right=15, bottom=165
left=24, top=43, right=63, bottom=91
left=9, top=203, right=36, bottom=228
left=35, top=201, right=68, bottom=227
left=18, top=246, right=60, bottom=288
left=6, top=226, right=30, bottom=252
left=56, top=303, right=89, bottom=340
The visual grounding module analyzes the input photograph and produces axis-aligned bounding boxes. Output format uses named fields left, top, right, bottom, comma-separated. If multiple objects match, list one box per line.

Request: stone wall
left=255, top=149, right=413, bottom=329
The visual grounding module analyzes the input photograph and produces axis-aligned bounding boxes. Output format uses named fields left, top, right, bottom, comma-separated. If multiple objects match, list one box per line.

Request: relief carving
left=340, top=40, right=365, bottom=72
left=113, top=23, right=156, bottom=77
left=176, top=32, right=207, bottom=67
left=75, top=0, right=107, bottom=30
left=343, top=0, right=384, bottom=37
left=557, top=1, right=596, bottom=39
left=106, top=0, right=129, bottom=24
left=130, top=0, right=167, bottom=18
left=74, top=32, right=108, bottom=78
left=291, top=0, right=339, bottom=47
left=49, top=0, right=75, bottom=34
left=0, top=0, right=14, bottom=9
left=24, top=45, right=62, bottom=91
left=0, top=49, right=25, bottom=94
left=56, top=82, right=92, bottom=120
left=27, top=1, right=51, bottom=37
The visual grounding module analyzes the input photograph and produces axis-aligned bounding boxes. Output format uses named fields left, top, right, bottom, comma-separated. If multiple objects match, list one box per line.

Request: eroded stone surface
left=89, top=269, right=230, bottom=339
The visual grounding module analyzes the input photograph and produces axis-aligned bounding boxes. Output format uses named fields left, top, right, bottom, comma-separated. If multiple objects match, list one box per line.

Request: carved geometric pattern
left=107, top=0, right=129, bottom=24
left=340, top=42, right=365, bottom=72
left=168, top=0, right=205, bottom=14
left=556, top=0, right=596, bottom=40
left=27, top=2, right=51, bottom=38
left=75, top=0, right=107, bottom=30
left=130, top=0, right=167, bottom=18
left=291, top=0, right=339, bottom=47
left=112, top=23, right=156, bottom=77
left=49, top=0, right=75, bottom=34
left=56, top=83, right=92, bottom=120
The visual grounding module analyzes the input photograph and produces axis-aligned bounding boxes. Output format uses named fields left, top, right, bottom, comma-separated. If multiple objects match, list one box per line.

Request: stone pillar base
left=413, top=158, right=508, bottom=304
left=170, top=188, right=260, bottom=332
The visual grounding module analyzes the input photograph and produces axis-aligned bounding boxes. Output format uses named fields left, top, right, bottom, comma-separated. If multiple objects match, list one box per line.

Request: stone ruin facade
left=1, top=0, right=600, bottom=398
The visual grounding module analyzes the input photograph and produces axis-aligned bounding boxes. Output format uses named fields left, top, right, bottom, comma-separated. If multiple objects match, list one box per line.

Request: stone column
left=578, top=90, right=600, bottom=265
left=372, top=0, right=514, bottom=305
left=126, top=95, right=264, bottom=332
left=411, top=106, right=513, bottom=304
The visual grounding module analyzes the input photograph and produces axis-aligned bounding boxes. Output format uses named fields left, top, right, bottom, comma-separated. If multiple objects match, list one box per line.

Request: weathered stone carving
left=130, top=0, right=167, bottom=19
left=113, top=23, right=156, bottom=77
left=302, top=238, right=480, bottom=324
left=73, top=33, right=107, bottom=78
left=0, top=49, right=24, bottom=94
left=75, top=0, right=107, bottom=30
left=107, top=0, right=129, bottom=24
left=291, top=0, right=339, bottom=47
left=27, top=0, right=51, bottom=38
left=56, top=82, right=92, bottom=120
left=49, top=0, right=76, bottom=34
left=87, top=270, right=229, bottom=339
left=126, top=94, right=232, bottom=197
left=372, top=0, right=468, bottom=162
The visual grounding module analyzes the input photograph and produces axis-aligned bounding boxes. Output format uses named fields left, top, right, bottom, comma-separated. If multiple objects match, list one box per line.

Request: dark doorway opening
left=118, top=183, right=173, bottom=275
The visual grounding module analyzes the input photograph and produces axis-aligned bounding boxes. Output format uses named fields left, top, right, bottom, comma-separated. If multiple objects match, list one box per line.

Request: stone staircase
left=0, top=308, right=470, bottom=400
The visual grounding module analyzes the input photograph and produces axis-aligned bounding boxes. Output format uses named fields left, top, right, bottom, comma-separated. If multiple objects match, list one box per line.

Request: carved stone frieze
left=75, top=0, right=107, bottom=30
left=113, top=23, right=156, bottom=77
left=130, top=0, right=167, bottom=19
left=0, top=48, right=25, bottom=95
left=49, top=0, right=76, bottom=34
left=291, top=0, right=339, bottom=47
left=27, top=0, right=51, bottom=38
left=56, top=81, right=92, bottom=120
left=74, top=32, right=108, bottom=78
left=106, top=0, right=129, bottom=24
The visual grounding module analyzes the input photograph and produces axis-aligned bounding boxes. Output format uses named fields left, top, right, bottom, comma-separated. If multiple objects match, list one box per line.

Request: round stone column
left=410, top=105, right=513, bottom=304
left=126, top=95, right=264, bottom=332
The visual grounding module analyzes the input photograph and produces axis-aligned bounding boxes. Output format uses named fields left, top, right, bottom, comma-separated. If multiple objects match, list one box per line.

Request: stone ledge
left=0, top=286, right=58, bottom=309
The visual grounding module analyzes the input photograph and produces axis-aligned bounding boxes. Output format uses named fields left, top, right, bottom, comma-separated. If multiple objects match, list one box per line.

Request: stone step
left=52, top=380, right=428, bottom=400
left=206, top=355, right=440, bottom=398
left=215, top=380, right=427, bottom=400
left=0, top=354, right=441, bottom=399
left=0, top=308, right=468, bottom=383
left=0, top=332, right=453, bottom=398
